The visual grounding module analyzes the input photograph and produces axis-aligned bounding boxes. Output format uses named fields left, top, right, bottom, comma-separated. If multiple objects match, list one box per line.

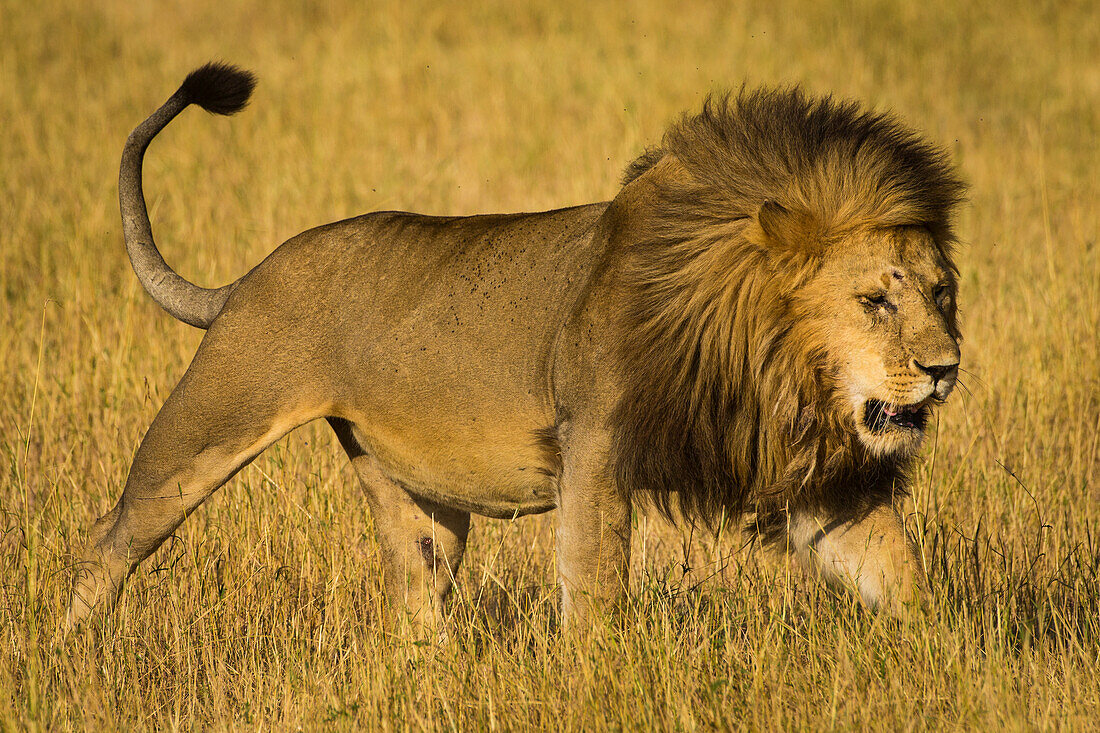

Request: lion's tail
left=120, top=62, right=257, bottom=329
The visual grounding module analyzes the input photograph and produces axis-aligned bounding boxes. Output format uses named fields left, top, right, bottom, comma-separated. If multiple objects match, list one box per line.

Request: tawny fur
left=68, top=67, right=965, bottom=633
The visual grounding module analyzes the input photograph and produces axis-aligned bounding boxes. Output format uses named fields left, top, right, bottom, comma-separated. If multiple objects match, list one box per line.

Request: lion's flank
left=610, top=86, right=965, bottom=536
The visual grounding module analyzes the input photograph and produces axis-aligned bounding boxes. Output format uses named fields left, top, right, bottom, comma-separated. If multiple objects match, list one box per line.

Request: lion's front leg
left=556, top=424, right=631, bottom=634
left=788, top=502, right=926, bottom=615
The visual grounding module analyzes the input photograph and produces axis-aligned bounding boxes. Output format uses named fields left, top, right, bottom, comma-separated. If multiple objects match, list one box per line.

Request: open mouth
left=862, top=399, right=929, bottom=433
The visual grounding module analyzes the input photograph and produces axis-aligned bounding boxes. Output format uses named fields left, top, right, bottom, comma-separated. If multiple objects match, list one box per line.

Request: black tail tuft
left=179, top=62, right=257, bottom=116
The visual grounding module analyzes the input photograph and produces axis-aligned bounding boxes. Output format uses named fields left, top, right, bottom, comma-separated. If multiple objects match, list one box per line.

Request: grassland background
left=2, top=0, right=1098, bottom=729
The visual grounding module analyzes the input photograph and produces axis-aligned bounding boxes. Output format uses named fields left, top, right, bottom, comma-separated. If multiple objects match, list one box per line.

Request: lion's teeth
left=883, top=405, right=898, bottom=417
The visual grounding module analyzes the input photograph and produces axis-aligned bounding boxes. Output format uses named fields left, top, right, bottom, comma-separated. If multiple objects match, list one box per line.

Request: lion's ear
left=755, top=200, right=825, bottom=253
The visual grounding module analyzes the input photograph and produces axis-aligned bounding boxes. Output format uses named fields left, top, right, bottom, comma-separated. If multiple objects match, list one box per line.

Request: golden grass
left=2, top=0, right=1099, bottom=728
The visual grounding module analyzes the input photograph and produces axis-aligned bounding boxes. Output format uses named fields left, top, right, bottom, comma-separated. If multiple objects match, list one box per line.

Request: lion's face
left=800, top=226, right=960, bottom=457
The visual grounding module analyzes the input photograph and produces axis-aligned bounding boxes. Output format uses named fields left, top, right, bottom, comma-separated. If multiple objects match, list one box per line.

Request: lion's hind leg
left=788, top=502, right=927, bottom=615
left=329, top=419, right=471, bottom=639
left=67, top=337, right=328, bottom=630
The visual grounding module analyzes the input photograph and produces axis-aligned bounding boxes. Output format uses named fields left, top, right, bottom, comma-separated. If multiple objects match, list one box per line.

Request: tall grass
left=2, top=0, right=1098, bottom=728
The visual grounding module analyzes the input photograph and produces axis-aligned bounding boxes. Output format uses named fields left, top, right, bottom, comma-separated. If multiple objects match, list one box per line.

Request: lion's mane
left=611, top=87, right=966, bottom=538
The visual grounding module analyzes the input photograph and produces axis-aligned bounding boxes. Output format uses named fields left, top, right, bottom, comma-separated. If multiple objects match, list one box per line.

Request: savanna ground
left=2, top=0, right=1099, bottom=729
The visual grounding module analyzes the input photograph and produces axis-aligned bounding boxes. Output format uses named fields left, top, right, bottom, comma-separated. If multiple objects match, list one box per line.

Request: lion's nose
left=912, top=359, right=958, bottom=384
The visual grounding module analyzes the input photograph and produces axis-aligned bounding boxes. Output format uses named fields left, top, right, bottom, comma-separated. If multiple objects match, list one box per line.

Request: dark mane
left=610, top=87, right=965, bottom=537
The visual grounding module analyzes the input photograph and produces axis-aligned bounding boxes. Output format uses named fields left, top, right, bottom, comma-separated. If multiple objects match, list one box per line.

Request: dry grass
left=2, top=0, right=1099, bottom=729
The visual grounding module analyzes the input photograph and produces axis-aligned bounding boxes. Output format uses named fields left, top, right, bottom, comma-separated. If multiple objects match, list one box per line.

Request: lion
left=68, top=63, right=965, bottom=633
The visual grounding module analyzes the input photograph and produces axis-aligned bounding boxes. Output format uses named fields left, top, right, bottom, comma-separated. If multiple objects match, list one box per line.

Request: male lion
left=69, top=63, right=965, bottom=632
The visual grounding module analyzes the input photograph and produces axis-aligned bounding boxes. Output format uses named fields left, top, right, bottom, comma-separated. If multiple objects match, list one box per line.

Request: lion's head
left=611, top=87, right=966, bottom=533
left=790, top=224, right=961, bottom=458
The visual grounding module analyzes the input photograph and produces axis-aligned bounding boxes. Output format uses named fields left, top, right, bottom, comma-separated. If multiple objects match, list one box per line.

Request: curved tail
left=120, top=62, right=257, bottom=329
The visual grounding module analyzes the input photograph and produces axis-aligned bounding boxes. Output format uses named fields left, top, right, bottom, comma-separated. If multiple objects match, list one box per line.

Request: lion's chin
left=855, top=399, right=931, bottom=457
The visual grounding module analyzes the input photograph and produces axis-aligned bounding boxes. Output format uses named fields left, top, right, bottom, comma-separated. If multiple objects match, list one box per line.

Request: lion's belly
left=339, top=303, right=565, bottom=517
left=347, top=418, right=559, bottom=518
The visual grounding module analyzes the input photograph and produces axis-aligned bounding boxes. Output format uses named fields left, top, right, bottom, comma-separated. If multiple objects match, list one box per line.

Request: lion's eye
left=859, top=293, right=890, bottom=310
left=934, top=285, right=951, bottom=307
